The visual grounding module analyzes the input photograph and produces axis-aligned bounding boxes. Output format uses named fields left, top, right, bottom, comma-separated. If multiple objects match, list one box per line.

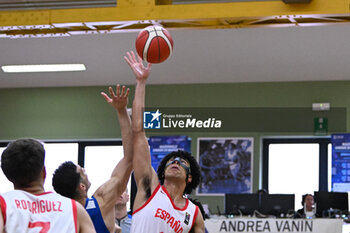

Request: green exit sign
left=314, top=117, right=328, bottom=135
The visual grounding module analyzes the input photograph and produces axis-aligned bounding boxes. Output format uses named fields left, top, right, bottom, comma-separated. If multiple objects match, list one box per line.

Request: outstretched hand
left=124, top=51, right=152, bottom=81
left=101, top=84, right=130, bottom=112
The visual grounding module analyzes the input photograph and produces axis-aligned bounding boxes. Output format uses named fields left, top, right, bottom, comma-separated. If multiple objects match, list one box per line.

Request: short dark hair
left=1, top=138, right=45, bottom=188
left=301, top=193, right=313, bottom=206
left=52, top=161, right=81, bottom=199
left=157, top=150, right=201, bottom=195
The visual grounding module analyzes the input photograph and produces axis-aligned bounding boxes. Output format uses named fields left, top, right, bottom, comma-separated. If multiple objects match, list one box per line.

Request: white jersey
left=131, top=184, right=199, bottom=233
left=0, top=190, right=78, bottom=233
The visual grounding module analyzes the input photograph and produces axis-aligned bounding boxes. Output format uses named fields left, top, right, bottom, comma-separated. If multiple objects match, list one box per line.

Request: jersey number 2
left=28, top=221, right=51, bottom=233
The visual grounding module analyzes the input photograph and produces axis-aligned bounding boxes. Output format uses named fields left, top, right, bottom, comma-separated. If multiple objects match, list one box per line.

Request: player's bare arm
left=190, top=210, right=205, bottom=233
left=93, top=84, right=133, bottom=232
left=76, top=201, right=96, bottom=233
left=99, top=84, right=133, bottom=200
left=125, top=51, right=158, bottom=208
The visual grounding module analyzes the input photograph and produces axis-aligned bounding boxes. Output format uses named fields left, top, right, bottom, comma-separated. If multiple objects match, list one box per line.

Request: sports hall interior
left=1, top=0, right=350, bottom=215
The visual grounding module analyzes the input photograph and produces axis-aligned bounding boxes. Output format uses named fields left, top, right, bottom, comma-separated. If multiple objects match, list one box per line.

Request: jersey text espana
left=130, top=185, right=198, bottom=233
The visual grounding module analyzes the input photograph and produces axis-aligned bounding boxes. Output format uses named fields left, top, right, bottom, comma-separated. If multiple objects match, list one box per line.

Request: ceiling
left=0, top=0, right=116, bottom=10
left=1, top=23, right=350, bottom=88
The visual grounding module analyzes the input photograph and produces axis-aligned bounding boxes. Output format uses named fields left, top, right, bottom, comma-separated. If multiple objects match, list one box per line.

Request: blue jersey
left=85, top=196, right=110, bottom=233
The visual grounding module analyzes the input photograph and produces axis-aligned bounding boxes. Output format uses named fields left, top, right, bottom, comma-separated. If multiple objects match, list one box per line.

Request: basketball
left=135, top=25, right=174, bottom=64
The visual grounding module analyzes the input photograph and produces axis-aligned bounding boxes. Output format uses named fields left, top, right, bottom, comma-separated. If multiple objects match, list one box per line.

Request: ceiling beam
left=0, top=0, right=349, bottom=37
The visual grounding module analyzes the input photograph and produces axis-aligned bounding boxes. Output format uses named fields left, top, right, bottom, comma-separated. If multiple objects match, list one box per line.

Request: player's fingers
left=116, top=85, right=121, bottom=97
left=147, top=63, right=152, bottom=70
left=137, top=55, right=143, bottom=63
left=100, top=92, right=111, bottom=102
left=124, top=56, right=132, bottom=66
left=131, top=51, right=137, bottom=62
left=120, top=85, right=126, bottom=96
left=124, top=88, right=130, bottom=98
left=109, top=86, right=116, bottom=98
left=127, top=51, right=134, bottom=62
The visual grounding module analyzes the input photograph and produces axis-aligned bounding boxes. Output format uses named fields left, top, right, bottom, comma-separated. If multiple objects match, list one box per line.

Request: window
left=84, top=144, right=131, bottom=211
left=44, top=143, right=78, bottom=192
left=268, top=143, right=319, bottom=209
left=0, top=143, right=78, bottom=193
left=263, top=138, right=330, bottom=210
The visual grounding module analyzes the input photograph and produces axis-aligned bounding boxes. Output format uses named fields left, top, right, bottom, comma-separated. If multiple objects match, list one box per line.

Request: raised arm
left=108, top=85, right=133, bottom=182
left=101, top=84, right=133, bottom=181
left=93, top=85, right=133, bottom=220
left=124, top=51, right=159, bottom=208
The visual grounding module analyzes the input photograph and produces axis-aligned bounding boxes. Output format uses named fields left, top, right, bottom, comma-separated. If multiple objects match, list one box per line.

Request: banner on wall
left=197, top=137, right=253, bottom=195
left=331, top=133, right=350, bottom=192
left=149, top=136, right=191, bottom=171
left=205, top=218, right=342, bottom=233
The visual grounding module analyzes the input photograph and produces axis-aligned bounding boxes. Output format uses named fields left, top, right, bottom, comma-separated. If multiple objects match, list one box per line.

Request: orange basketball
left=135, top=25, right=174, bottom=64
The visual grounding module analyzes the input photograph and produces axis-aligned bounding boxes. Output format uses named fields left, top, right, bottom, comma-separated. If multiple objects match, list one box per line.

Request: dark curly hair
left=157, top=150, right=201, bottom=195
left=1, top=138, right=45, bottom=188
left=52, top=161, right=81, bottom=199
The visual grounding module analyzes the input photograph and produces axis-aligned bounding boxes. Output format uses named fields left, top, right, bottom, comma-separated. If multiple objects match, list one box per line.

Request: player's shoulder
left=1, top=190, right=32, bottom=201
left=1, top=190, right=22, bottom=196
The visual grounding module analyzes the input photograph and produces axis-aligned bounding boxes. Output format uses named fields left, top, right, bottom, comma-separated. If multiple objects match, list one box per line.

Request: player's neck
left=75, top=189, right=88, bottom=206
left=163, top=180, right=186, bottom=201
left=76, top=196, right=87, bottom=207
left=15, top=182, right=45, bottom=195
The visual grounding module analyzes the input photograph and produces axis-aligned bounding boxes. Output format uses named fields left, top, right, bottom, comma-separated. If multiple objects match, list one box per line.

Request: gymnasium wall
left=1, top=80, right=349, bottom=211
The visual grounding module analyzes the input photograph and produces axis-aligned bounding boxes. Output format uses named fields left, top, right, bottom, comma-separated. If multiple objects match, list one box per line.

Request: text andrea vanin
left=219, top=220, right=313, bottom=232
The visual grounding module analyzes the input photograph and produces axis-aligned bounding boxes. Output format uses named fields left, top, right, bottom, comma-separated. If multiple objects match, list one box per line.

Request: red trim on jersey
left=35, top=191, right=53, bottom=196
left=72, top=200, right=78, bottom=233
left=132, top=184, right=161, bottom=215
left=0, top=195, right=6, bottom=225
left=161, top=186, right=188, bottom=211
left=189, top=205, right=199, bottom=232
